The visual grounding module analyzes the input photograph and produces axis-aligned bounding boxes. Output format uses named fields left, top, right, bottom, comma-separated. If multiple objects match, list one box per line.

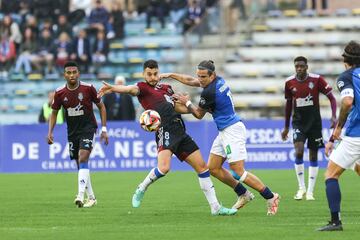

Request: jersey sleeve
left=136, top=82, right=145, bottom=97
left=318, top=76, right=332, bottom=95
left=90, top=85, right=101, bottom=104
left=284, top=81, right=292, bottom=99
left=337, top=72, right=354, bottom=99
left=51, top=91, right=62, bottom=110
left=199, top=88, right=215, bottom=111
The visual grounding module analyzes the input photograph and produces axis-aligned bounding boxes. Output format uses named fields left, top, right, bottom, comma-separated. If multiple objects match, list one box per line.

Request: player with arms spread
left=281, top=56, right=337, bottom=201
left=317, top=41, right=360, bottom=231
left=160, top=60, right=280, bottom=216
left=47, top=61, right=109, bottom=208
left=98, top=59, right=236, bottom=216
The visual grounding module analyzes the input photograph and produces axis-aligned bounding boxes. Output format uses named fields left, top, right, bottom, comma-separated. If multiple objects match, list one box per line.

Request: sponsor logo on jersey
left=296, top=94, right=313, bottom=107
left=78, top=92, right=83, bottom=101
left=225, top=145, right=232, bottom=155
left=337, top=81, right=344, bottom=89
left=67, top=103, right=84, bottom=116
left=308, top=82, right=314, bottom=89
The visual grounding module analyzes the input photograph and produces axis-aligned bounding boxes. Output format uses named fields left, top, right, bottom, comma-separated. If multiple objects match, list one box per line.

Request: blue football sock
left=260, top=187, right=274, bottom=200
left=325, top=178, right=341, bottom=222
left=234, top=183, right=247, bottom=196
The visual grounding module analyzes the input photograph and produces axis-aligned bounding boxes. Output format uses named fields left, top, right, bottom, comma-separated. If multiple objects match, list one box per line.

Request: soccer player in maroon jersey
left=281, top=56, right=337, bottom=201
left=47, top=61, right=109, bottom=208
left=98, top=59, right=237, bottom=215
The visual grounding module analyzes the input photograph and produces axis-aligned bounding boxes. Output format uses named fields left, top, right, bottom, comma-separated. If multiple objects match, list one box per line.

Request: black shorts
left=68, top=131, right=95, bottom=160
left=156, top=124, right=199, bottom=161
left=292, top=126, right=324, bottom=149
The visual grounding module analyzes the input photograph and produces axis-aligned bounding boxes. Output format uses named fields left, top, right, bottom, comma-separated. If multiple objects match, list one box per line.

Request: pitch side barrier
left=0, top=120, right=332, bottom=173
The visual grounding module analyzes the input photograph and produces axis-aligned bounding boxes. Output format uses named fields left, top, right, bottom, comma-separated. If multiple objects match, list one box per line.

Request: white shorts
left=330, top=136, right=360, bottom=170
left=210, top=121, right=247, bottom=163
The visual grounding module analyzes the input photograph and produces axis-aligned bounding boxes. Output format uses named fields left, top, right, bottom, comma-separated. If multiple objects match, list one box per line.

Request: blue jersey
left=337, top=67, right=360, bottom=137
left=199, top=76, right=241, bottom=130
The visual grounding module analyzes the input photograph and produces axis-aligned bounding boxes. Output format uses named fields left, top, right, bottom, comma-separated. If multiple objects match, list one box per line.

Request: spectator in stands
left=53, top=14, right=73, bottom=39
left=92, top=30, right=109, bottom=74
left=14, top=27, right=38, bottom=74
left=0, top=15, right=22, bottom=51
left=40, top=18, right=54, bottom=34
left=88, top=0, right=111, bottom=34
left=52, top=31, right=72, bottom=70
left=311, top=0, right=328, bottom=11
left=70, top=29, right=91, bottom=73
left=52, top=0, right=70, bottom=21
left=168, top=0, right=188, bottom=34
left=0, top=33, right=16, bottom=77
left=31, top=0, right=55, bottom=20
left=35, top=28, right=55, bottom=74
left=21, top=15, right=39, bottom=39
left=182, top=0, right=205, bottom=34
left=223, top=0, right=247, bottom=34
left=19, top=0, right=32, bottom=26
left=68, top=0, right=92, bottom=25
left=146, top=0, right=166, bottom=29
left=103, top=75, right=136, bottom=121
left=110, top=1, right=125, bottom=39
left=39, top=91, right=64, bottom=124
left=206, top=0, right=220, bottom=33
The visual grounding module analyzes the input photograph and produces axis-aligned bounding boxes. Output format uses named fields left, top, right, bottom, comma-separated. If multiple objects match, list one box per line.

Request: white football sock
left=86, top=173, right=95, bottom=199
left=294, top=163, right=306, bottom=190
left=138, top=168, right=164, bottom=191
left=198, top=174, right=220, bottom=214
left=307, top=166, right=319, bottom=194
left=78, top=168, right=89, bottom=200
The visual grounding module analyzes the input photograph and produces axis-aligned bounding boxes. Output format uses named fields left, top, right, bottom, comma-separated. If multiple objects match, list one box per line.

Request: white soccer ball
left=139, top=110, right=161, bottom=132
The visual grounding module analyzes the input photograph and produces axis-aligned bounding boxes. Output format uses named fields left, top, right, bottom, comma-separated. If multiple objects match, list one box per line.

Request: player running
left=282, top=56, right=337, bottom=201
left=97, top=59, right=236, bottom=216
left=47, top=61, right=109, bottom=208
left=160, top=60, right=280, bottom=216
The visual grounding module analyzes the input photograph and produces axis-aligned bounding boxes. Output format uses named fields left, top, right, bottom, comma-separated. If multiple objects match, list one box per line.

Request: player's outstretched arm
left=97, top=81, right=140, bottom=97
left=47, top=110, right=58, bottom=144
left=160, top=73, right=201, bottom=87
left=96, top=102, right=109, bottom=145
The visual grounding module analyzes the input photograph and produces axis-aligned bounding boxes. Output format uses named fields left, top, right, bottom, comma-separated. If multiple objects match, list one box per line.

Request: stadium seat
left=27, top=73, right=43, bottom=81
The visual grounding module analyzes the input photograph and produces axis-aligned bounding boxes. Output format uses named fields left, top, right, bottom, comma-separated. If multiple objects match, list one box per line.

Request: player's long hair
left=342, top=40, right=360, bottom=66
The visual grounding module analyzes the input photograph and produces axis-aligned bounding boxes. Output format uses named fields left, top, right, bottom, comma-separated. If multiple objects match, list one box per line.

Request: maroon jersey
left=284, top=73, right=332, bottom=131
left=52, top=81, right=100, bottom=138
left=137, top=82, right=182, bottom=128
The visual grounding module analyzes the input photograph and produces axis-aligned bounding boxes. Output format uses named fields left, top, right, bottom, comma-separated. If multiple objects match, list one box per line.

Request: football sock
left=86, top=174, right=95, bottom=199
left=260, top=186, right=274, bottom=200
left=294, top=158, right=306, bottom=190
left=325, top=178, right=341, bottom=223
left=234, top=182, right=247, bottom=196
left=198, top=170, right=221, bottom=213
left=78, top=162, right=90, bottom=200
left=307, top=162, right=319, bottom=194
left=138, top=167, right=165, bottom=191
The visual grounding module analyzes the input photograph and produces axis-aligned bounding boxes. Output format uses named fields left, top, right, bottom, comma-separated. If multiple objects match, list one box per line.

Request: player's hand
left=97, top=81, right=113, bottom=98
left=330, top=116, right=337, bottom=129
left=100, top=131, right=109, bottom=145
left=281, top=128, right=289, bottom=141
left=325, top=141, right=334, bottom=157
left=159, top=73, right=172, bottom=79
left=173, top=93, right=190, bottom=105
left=47, top=133, right=54, bottom=145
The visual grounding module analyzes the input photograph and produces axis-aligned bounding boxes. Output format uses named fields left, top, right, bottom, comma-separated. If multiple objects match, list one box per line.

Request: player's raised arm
left=160, top=73, right=201, bottom=87
left=47, top=109, right=58, bottom=144
left=97, top=81, right=140, bottom=97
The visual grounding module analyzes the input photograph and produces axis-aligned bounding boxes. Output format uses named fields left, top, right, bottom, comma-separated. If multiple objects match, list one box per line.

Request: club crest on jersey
left=291, top=87, right=297, bottom=93
left=78, top=92, right=83, bottom=101
left=199, top=97, right=206, bottom=106
left=337, top=81, right=344, bottom=89
left=308, top=82, right=314, bottom=89
left=64, top=97, right=68, bottom=102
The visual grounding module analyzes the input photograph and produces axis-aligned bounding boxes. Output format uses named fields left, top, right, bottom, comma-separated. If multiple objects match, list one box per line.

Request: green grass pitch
left=0, top=170, right=359, bottom=240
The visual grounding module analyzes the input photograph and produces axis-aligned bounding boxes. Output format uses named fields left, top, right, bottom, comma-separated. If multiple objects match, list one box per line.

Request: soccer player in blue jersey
left=317, top=41, right=360, bottom=231
left=98, top=59, right=236, bottom=216
left=160, top=60, right=280, bottom=215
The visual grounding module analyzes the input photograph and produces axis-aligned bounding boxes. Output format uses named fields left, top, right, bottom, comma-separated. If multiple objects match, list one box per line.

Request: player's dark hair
left=143, top=59, right=158, bottom=70
left=64, top=61, right=79, bottom=70
left=198, top=60, right=215, bottom=75
left=342, top=40, right=360, bottom=66
left=294, top=56, right=307, bottom=64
